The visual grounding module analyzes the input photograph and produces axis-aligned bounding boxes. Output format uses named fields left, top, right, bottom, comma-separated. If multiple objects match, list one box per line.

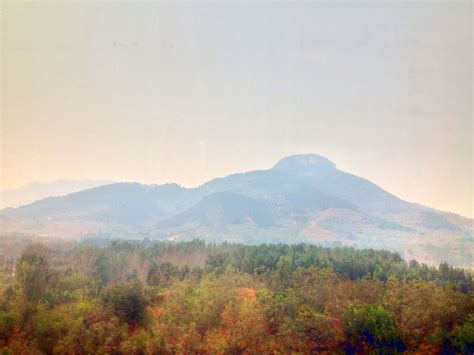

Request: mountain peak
left=272, top=154, right=337, bottom=174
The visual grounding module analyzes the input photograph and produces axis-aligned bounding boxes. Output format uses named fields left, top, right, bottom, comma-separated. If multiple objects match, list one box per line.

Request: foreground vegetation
left=0, top=239, right=473, bottom=354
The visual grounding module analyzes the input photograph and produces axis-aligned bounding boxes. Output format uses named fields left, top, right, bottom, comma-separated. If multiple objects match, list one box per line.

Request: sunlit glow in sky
left=1, top=1, right=473, bottom=217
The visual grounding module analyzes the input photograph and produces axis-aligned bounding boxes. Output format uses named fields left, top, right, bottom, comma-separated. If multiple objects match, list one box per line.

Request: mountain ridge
left=0, top=179, right=114, bottom=209
left=1, top=154, right=472, bottom=267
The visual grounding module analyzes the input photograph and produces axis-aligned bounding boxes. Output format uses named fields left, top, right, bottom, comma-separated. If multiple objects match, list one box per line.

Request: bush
left=0, top=310, right=21, bottom=340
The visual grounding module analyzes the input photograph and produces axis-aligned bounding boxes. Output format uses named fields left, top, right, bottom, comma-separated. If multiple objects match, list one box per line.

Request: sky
left=1, top=1, right=473, bottom=218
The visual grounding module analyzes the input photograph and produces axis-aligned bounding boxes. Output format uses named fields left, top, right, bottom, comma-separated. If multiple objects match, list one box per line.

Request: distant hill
left=1, top=155, right=472, bottom=267
left=0, top=180, right=113, bottom=209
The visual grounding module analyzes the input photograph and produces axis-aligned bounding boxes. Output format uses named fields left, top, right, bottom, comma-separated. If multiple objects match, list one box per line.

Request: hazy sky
left=2, top=1, right=473, bottom=217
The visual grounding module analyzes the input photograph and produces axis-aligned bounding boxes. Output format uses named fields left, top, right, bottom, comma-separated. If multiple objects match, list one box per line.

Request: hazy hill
left=1, top=155, right=472, bottom=267
left=0, top=180, right=113, bottom=209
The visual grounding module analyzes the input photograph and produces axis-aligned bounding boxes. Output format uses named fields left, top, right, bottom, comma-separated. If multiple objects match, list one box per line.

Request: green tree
left=450, top=314, right=474, bottom=354
left=276, top=255, right=293, bottom=288
left=102, top=282, right=146, bottom=326
left=345, top=305, right=405, bottom=353
left=16, top=244, right=53, bottom=303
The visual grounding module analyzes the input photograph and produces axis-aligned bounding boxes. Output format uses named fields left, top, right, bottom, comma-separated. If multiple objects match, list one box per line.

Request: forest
left=0, top=238, right=473, bottom=354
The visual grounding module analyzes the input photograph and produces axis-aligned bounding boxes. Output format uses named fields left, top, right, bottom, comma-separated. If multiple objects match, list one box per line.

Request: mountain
left=0, top=180, right=113, bottom=209
left=1, top=155, right=472, bottom=267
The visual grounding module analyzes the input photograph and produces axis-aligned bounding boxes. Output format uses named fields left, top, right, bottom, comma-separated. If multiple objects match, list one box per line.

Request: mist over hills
left=0, top=180, right=113, bottom=209
left=1, top=155, right=472, bottom=267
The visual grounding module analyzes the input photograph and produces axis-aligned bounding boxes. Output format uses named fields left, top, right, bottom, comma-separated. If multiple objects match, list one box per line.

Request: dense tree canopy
left=0, top=239, right=472, bottom=354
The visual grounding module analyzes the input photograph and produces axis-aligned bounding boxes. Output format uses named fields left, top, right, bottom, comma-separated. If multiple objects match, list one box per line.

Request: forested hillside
left=0, top=239, right=473, bottom=354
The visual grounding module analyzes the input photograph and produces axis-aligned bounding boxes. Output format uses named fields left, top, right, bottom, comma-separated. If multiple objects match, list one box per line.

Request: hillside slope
left=1, top=155, right=472, bottom=267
